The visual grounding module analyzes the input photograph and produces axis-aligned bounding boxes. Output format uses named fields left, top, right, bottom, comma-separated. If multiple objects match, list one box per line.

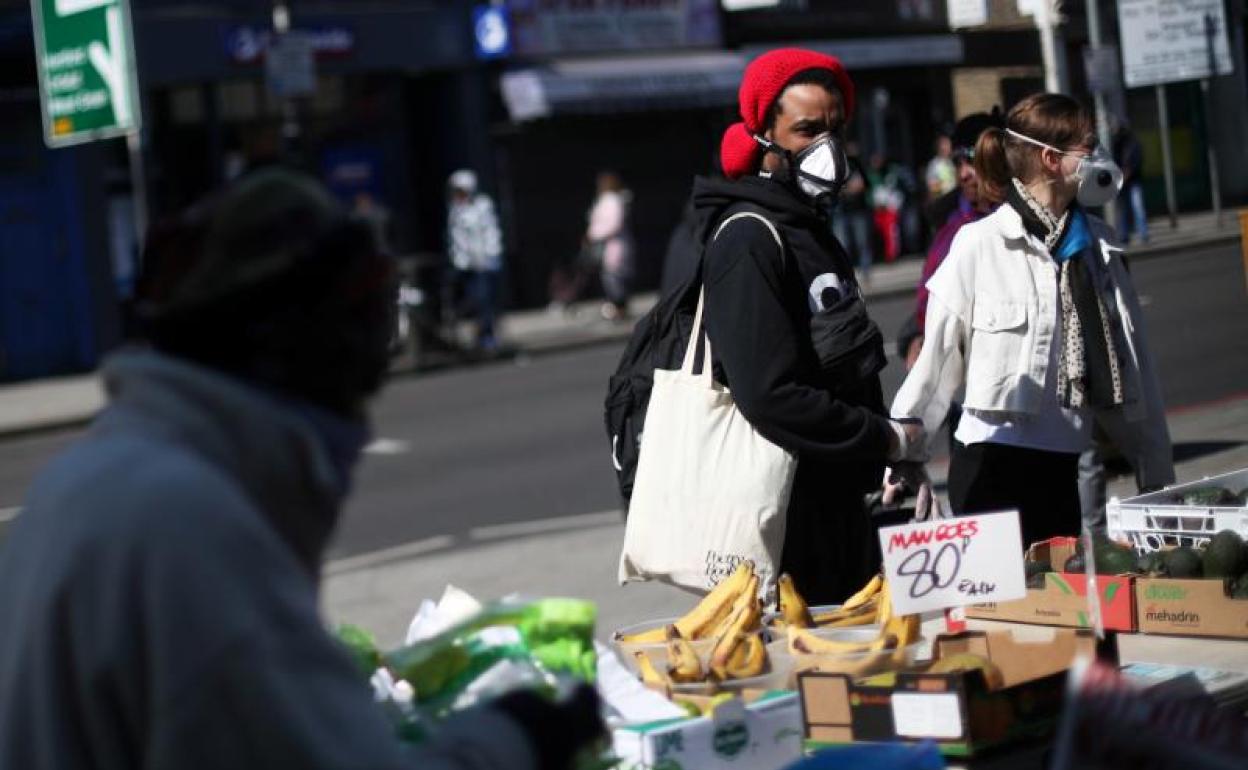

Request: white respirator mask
left=755, top=133, right=850, bottom=202
left=1006, top=128, right=1123, bottom=207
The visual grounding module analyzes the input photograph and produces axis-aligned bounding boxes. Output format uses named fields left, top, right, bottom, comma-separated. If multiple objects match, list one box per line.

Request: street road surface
left=0, top=241, right=1244, bottom=566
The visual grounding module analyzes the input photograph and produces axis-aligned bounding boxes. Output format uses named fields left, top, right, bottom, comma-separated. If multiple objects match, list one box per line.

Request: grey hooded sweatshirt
left=0, top=350, right=536, bottom=770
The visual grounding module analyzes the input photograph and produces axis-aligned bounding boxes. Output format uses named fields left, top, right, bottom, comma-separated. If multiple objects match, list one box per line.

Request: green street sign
left=31, top=0, right=141, bottom=147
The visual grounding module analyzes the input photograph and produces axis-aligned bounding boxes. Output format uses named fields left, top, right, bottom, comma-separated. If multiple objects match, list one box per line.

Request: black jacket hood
left=691, top=174, right=821, bottom=248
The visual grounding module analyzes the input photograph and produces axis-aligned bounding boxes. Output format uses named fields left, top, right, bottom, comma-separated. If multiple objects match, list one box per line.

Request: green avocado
left=1203, top=530, right=1248, bottom=579
left=1093, top=543, right=1138, bottom=575
left=1232, top=573, right=1248, bottom=599
left=1182, top=487, right=1238, bottom=506
left=1136, top=551, right=1167, bottom=576
left=1164, top=547, right=1204, bottom=579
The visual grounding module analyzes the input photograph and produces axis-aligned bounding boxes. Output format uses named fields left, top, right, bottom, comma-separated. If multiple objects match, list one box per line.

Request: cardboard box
left=798, top=629, right=1095, bottom=756
left=612, top=691, right=803, bottom=770
left=964, top=538, right=1137, bottom=631
left=1135, top=577, right=1248, bottom=639
left=964, top=572, right=1136, bottom=631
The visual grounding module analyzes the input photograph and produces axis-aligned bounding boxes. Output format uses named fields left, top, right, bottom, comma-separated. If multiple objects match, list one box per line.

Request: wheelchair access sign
left=31, top=0, right=142, bottom=147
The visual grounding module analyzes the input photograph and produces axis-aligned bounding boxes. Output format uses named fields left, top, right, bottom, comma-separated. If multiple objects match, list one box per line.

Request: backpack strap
left=712, top=210, right=784, bottom=254
left=681, top=211, right=785, bottom=381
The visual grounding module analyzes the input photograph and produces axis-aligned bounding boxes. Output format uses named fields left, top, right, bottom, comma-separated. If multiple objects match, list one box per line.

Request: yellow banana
left=634, top=651, right=669, bottom=688
left=786, top=626, right=877, bottom=656
left=708, top=573, right=760, bottom=640
left=813, top=607, right=878, bottom=628
left=674, top=561, right=754, bottom=641
left=881, top=613, right=920, bottom=663
left=876, top=578, right=894, bottom=629
left=708, top=593, right=762, bottom=677
left=664, top=625, right=705, bottom=683
left=617, top=625, right=667, bottom=644
left=777, top=573, right=814, bottom=629
left=723, top=633, right=768, bottom=679
left=841, top=573, right=883, bottom=612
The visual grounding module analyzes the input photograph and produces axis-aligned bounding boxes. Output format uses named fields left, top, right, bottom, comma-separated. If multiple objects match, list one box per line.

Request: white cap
left=448, top=169, right=477, bottom=194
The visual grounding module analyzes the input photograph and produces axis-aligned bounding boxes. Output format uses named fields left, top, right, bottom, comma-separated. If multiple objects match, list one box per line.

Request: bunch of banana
left=617, top=561, right=757, bottom=644
left=776, top=574, right=814, bottom=629
left=665, top=625, right=704, bottom=684
left=807, top=573, right=885, bottom=628
left=786, top=580, right=921, bottom=669
left=707, top=588, right=765, bottom=680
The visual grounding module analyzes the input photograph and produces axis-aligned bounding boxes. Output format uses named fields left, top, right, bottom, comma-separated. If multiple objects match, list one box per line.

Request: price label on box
left=878, top=511, right=1027, bottom=616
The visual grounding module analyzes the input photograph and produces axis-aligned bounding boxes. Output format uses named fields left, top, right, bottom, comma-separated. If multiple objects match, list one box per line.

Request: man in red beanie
left=689, top=48, right=928, bottom=603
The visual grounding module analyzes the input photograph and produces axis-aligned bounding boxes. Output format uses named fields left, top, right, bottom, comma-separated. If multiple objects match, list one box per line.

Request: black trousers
left=947, top=441, right=1083, bottom=549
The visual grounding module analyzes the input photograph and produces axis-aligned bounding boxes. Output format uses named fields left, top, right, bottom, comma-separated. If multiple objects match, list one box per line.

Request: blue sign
left=473, top=6, right=510, bottom=60
left=222, top=24, right=354, bottom=64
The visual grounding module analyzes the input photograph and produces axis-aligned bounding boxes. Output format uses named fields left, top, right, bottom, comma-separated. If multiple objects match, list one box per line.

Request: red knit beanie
left=721, top=48, right=855, bottom=180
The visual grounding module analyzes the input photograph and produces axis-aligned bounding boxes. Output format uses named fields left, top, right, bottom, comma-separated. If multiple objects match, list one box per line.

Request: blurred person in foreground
left=447, top=169, right=505, bottom=352
left=889, top=94, right=1172, bottom=545
left=0, top=169, right=601, bottom=770
left=691, top=48, right=928, bottom=603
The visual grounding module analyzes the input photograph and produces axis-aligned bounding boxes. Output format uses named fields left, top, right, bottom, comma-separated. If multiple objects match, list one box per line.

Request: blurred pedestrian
left=446, top=169, right=504, bottom=352
left=905, top=110, right=1006, bottom=371
left=925, top=134, right=957, bottom=200
left=1112, top=118, right=1148, bottom=244
left=0, top=168, right=602, bottom=770
left=693, top=48, right=928, bottom=603
left=867, top=153, right=906, bottom=262
left=586, top=171, right=635, bottom=321
left=353, top=190, right=393, bottom=254
left=830, top=142, right=875, bottom=282
left=890, top=94, right=1173, bottom=546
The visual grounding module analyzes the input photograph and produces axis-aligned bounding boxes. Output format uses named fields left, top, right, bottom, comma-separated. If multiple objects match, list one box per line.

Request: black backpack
left=603, top=208, right=784, bottom=503
left=602, top=267, right=702, bottom=503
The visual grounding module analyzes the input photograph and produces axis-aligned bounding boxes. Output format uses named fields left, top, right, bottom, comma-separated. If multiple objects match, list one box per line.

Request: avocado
left=1182, top=487, right=1238, bottom=506
left=1237, top=488, right=1248, bottom=508
left=1232, top=573, right=1248, bottom=600
left=1063, top=553, right=1086, bottom=573
left=1164, top=547, right=1204, bottom=578
left=1203, top=530, right=1248, bottom=579
left=1094, top=543, right=1138, bottom=575
left=1136, top=551, right=1167, bottom=576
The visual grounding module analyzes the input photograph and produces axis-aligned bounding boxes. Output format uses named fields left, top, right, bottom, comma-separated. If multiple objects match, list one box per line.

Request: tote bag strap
left=680, top=211, right=785, bottom=383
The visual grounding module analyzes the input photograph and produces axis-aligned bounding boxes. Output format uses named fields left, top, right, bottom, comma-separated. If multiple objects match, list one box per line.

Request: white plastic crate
left=1106, top=468, right=1248, bottom=554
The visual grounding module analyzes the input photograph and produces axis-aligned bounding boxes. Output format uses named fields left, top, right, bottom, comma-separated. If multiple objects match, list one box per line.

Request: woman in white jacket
left=891, top=93, right=1173, bottom=545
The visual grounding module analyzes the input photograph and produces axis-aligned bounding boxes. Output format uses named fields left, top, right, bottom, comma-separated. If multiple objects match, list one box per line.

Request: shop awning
left=501, top=51, right=746, bottom=121
left=501, top=35, right=965, bottom=122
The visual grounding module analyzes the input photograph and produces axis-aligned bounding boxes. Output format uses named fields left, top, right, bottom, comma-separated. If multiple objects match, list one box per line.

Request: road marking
left=468, top=509, right=621, bottom=542
left=324, top=534, right=457, bottom=576
left=0, top=507, right=19, bottom=523
left=365, top=438, right=411, bottom=455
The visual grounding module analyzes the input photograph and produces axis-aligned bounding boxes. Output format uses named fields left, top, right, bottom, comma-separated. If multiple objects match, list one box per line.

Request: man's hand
left=886, top=419, right=929, bottom=464
left=882, top=463, right=945, bottom=521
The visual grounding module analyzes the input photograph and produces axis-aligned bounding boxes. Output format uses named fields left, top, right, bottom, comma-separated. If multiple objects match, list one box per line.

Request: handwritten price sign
left=877, top=511, right=1027, bottom=616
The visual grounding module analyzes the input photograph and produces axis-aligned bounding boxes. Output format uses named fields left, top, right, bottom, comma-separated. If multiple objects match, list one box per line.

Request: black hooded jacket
left=691, top=173, right=892, bottom=603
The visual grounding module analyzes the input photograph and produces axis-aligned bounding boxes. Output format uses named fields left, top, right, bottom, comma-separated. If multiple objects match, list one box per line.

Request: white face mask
left=1006, top=129, right=1123, bottom=207
left=755, top=133, right=851, bottom=201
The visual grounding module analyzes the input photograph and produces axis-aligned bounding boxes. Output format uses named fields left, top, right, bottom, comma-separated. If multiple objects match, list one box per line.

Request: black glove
left=495, top=684, right=605, bottom=770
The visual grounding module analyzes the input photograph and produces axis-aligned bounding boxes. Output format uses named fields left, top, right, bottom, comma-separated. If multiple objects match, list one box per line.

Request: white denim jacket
left=892, top=203, right=1174, bottom=489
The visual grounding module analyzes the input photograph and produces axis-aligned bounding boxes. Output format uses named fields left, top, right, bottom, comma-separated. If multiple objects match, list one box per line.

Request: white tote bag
left=618, top=212, right=796, bottom=595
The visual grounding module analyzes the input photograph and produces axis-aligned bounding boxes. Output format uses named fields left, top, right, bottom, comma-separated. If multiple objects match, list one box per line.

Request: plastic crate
left=1106, top=468, right=1248, bottom=554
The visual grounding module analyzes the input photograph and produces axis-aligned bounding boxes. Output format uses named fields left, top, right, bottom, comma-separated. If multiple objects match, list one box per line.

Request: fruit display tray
left=1107, top=468, right=1248, bottom=554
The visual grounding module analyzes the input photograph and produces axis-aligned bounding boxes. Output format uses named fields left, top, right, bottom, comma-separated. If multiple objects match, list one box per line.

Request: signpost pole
left=1084, top=0, right=1117, bottom=228
left=1203, top=13, right=1223, bottom=226
left=125, top=130, right=148, bottom=253
left=1155, top=84, right=1178, bottom=229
